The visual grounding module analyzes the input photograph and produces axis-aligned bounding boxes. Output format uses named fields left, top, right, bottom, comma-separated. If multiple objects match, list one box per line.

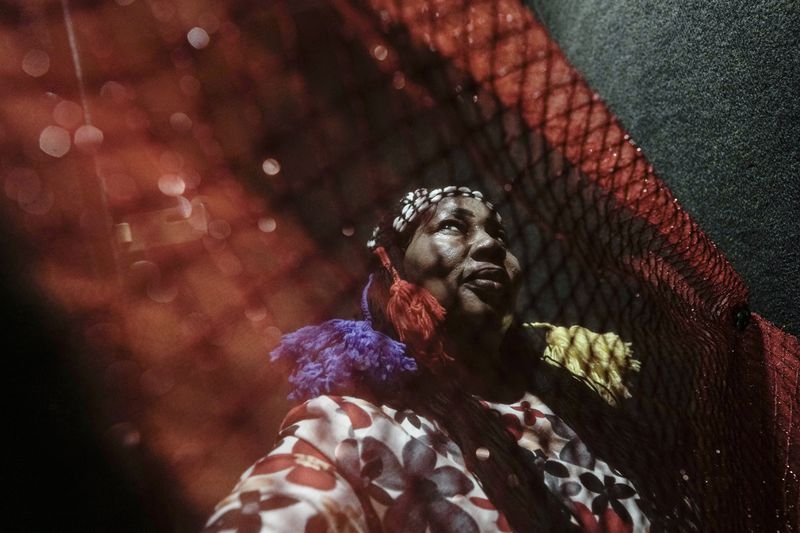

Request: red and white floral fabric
left=205, top=394, right=650, bottom=532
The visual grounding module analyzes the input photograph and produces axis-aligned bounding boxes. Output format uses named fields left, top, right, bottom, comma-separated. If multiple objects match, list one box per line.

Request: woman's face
left=402, top=196, right=522, bottom=332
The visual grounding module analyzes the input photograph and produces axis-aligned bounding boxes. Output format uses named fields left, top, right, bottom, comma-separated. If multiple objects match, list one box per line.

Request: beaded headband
left=366, top=185, right=502, bottom=250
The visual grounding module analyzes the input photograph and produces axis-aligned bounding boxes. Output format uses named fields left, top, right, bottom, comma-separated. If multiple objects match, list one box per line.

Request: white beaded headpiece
left=367, top=185, right=501, bottom=250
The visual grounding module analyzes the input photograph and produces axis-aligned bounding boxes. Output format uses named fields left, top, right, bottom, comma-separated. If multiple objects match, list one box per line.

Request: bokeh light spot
left=183, top=169, right=202, bottom=188
left=187, top=27, right=210, bottom=49
left=257, top=217, right=276, bottom=233
left=22, top=49, right=50, bottom=77
left=53, top=100, right=84, bottom=129
left=39, top=125, right=71, bottom=157
left=264, top=326, right=282, bottom=348
left=100, top=80, right=130, bottom=103
left=261, top=158, right=280, bottom=176
left=392, top=71, right=406, bottom=90
left=4, top=167, right=41, bottom=204
left=158, top=174, right=186, bottom=196
left=148, top=283, right=178, bottom=303
left=176, top=196, right=192, bottom=218
left=373, top=45, right=388, bottom=61
left=208, top=219, right=231, bottom=239
left=245, top=306, right=267, bottom=322
left=215, top=252, right=243, bottom=276
left=170, top=112, right=193, bottom=133
left=74, top=124, right=104, bottom=154
left=110, top=422, right=141, bottom=447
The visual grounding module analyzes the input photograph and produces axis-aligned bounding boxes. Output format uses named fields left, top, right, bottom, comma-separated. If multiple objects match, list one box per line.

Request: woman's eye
left=438, top=220, right=465, bottom=233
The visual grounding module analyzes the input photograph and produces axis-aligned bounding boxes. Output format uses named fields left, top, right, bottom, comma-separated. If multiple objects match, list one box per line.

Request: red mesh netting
left=1, top=0, right=797, bottom=530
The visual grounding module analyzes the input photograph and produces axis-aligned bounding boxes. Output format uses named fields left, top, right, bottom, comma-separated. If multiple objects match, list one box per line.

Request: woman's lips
left=464, top=278, right=506, bottom=292
left=463, top=266, right=510, bottom=291
left=462, top=269, right=511, bottom=304
left=462, top=277, right=510, bottom=308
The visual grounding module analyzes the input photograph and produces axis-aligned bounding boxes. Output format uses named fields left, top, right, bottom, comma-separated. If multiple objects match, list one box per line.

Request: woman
left=205, top=186, right=651, bottom=532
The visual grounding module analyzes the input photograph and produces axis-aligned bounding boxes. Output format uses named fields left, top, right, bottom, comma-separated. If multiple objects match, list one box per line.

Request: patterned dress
left=205, top=393, right=650, bottom=532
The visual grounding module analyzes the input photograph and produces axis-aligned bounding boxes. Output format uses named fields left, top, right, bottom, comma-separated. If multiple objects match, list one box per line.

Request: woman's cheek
left=507, top=258, right=522, bottom=284
left=423, top=277, right=454, bottom=308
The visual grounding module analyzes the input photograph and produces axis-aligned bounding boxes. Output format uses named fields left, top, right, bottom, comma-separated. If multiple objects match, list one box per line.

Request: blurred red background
left=2, top=0, right=797, bottom=531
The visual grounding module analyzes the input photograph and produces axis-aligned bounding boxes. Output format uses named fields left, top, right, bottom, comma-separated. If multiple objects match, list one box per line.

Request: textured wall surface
left=528, top=0, right=799, bottom=334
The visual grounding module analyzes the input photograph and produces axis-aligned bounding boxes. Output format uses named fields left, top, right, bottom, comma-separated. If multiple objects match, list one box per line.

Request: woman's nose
left=469, top=228, right=505, bottom=263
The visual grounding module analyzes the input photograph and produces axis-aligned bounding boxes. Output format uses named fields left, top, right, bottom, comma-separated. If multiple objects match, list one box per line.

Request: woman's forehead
left=427, top=196, right=498, bottom=222
left=367, top=187, right=502, bottom=251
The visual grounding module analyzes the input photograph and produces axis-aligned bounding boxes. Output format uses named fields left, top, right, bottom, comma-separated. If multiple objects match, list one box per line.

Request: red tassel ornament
left=373, top=246, right=453, bottom=369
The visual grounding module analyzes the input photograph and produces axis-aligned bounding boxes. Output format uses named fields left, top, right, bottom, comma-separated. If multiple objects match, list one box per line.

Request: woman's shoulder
left=217, top=394, right=513, bottom=533
left=279, top=394, right=446, bottom=452
left=281, top=394, right=395, bottom=431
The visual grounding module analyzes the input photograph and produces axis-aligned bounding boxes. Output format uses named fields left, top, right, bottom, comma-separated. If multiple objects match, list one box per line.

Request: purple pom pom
left=270, top=319, right=417, bottom=401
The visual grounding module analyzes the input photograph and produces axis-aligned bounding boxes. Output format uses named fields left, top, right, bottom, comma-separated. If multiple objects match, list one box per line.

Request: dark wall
left=1, top=226, right=181, bottom=532
left=528, top=0, right=800, bottom=335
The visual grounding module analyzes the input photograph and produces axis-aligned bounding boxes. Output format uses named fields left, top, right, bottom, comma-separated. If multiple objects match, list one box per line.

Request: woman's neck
left=442, top=327, right=526, bottom=403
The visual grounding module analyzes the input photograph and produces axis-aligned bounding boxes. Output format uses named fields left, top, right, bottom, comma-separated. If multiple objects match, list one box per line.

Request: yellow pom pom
left=525, top=322, right=640, bottom=406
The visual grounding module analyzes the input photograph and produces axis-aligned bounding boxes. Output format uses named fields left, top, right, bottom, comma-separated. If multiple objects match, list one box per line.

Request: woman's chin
left=453, top=290, right=513, bottom=332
